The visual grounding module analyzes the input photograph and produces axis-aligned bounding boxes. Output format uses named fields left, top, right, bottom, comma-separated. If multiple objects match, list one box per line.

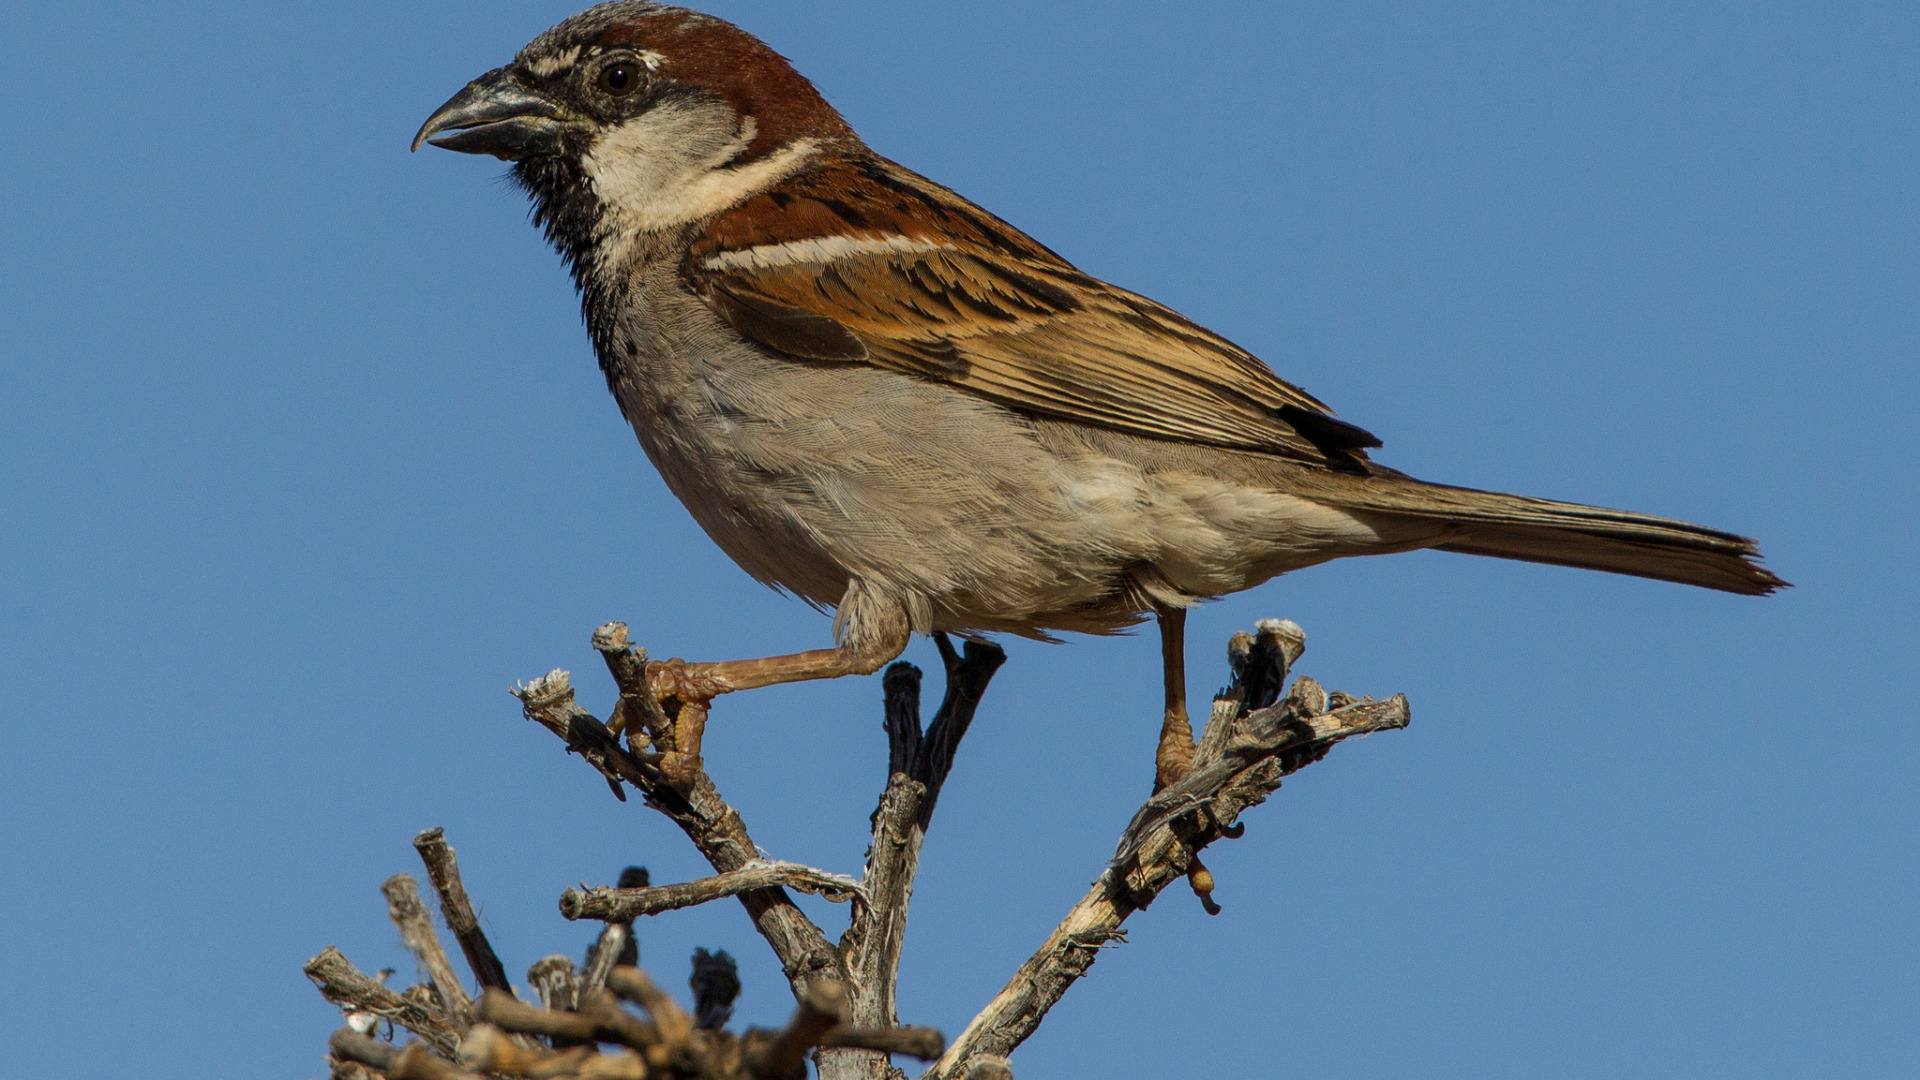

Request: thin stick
left=563, top=862, right=864, bottom=922
left=329, top=1029, right=485, bottom=1080
left=922, top=684, right=1409, bottom=1078
left=476, top=985, right=661, bottom=1050
left=819, top=1026, right=946, bottom=1059
left=827, top=637, right=1002, bottom=1079
left=412, top=828, right=512, bottom=993
left=580, top=923, right=629, bottom=991
left=513, top=662, right=843, bottom=1000
left=382, top=874, right=474, bottom=1026
left=306, top=946, right=462, bottom=1057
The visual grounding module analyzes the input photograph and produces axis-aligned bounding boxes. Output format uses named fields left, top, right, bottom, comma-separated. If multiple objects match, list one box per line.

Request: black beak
left=412, top=67, right=568, bottom=160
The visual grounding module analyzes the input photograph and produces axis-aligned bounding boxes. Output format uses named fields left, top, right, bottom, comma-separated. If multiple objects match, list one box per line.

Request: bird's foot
left=641, top=658, right=720, bottom=788
left=645, top=658, right=730, bottom=707
left=1153, top=706, right=1223, bottom=915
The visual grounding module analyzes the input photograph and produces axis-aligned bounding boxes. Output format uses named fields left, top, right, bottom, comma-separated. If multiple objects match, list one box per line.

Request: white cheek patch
left=700, top=235, right=952, bottom=271
left=581, top=100, right=818, bottom=265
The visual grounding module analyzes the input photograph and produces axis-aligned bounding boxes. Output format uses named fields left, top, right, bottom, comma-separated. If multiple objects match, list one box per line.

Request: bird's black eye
left=598, top=61, right=641, bottom=96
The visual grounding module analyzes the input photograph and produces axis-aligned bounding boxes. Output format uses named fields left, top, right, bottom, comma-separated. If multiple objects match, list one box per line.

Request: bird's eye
left=598, top=61, right=641, bottom=96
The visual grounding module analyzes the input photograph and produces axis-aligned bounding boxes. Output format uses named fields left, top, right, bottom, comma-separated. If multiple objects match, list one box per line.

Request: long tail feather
left=1306, top=474, right=1787, bottom=595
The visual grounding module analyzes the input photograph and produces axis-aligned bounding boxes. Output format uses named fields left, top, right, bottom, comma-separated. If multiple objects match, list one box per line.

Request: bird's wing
left=685, top=154, right=1380, bottom=467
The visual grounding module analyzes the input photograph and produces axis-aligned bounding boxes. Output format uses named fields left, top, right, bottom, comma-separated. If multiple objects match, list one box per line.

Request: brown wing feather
left=688, top=154, right=1376, bottom=467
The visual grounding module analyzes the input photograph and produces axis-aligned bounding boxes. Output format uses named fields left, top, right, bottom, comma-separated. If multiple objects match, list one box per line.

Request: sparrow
left=414, top=2, right=1782, bottom=787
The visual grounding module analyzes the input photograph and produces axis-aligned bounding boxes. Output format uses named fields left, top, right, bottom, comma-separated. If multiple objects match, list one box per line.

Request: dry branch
left=924, top=624, right=1409, bottom=1077
left=306, top=946, right=462, bottom=1057
left=382, top=874, right=474, bottom=1027
left=329, top=1028, right=485, bottom=1080
left=563, top=861, right=865, bottom=922
left=467, top=964, right=938, bottom=1080
left=312, top=829, right=944, bottom=1079
left=312, top=617, right=1401, bottom=1080
left=579, top=923, right=629, bottom=993
left=824, top=636, right=1004, bottom=1080
left=581, top=866, right=648, bottom=995
left=512, top=639, right=843, bottom=999
left=411, top=828, right=511, bottom=993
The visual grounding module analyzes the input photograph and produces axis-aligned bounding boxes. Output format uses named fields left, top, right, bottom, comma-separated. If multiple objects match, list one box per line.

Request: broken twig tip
left=592, top=621, right=632, bottom=651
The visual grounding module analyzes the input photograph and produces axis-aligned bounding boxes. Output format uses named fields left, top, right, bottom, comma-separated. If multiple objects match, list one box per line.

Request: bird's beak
left=412, top=67, right=569, bottom=160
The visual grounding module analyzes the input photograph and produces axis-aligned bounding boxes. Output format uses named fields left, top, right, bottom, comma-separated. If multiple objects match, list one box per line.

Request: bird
left=414, top=2, right=1783, bottom=789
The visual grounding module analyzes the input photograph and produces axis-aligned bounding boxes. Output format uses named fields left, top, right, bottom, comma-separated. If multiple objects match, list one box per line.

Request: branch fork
left=311, top=617, right=1403, bottom=1080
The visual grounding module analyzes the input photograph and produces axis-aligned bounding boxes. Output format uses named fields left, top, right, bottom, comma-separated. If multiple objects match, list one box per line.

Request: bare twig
left=306, top=946, right=462, bottom=1057
left=922, top=624, right=1408, bottom=1077
left=821, top=1026, right=947, bottom=1059
left=513, top=658, right=843, bottom=999
left=329, top=1029, right=485, bottom=1080
left=412, top=828, right=512, bottom=994
left=580, top=923, right=630, bottom=992
left=592, top=622, right=674, bottom=752
left=901, top=635, right=1006, bottom=824
left=563, top=861, right=865, bottom=922
left=581, top=865, right=648, bottom=996
left=476, top=985, right=662, bottom=1049
left=455, top=1024, right=596, bottom=1076
left=315, top=617, right=1399, bottom=1080
left=825, top=638, right=1002, bottom=1080
left=382, top=874, right=474, bottom=1027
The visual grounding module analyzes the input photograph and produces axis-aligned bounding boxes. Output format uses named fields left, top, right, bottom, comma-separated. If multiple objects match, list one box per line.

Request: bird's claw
left=1188, top=857, right=1221, bottom=916
left=637, top=658, right=719, bottom=787
left=645, top=658, right=725, bottom=707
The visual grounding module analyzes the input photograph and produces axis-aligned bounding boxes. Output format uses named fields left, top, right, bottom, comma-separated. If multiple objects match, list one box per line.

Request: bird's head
left=414, top=3, right=858, bottom=277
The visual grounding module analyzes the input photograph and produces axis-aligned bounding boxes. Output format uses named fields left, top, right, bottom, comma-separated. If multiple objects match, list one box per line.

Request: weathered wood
left=411, top=828, right=512, bottom=993
left=749, top=979, right=849, bottom=1079
left=821, top=1026, right=947, bottom=1059
left=513, top=660, right=844, bottom=999
left=824, top=637, right=1003, bottom=1080
left=381, top=874, right=473, bottom=1028
left=306, top=946, right=461, bottom=1058
left=329, top=1029, right=485, bottom=1080
left=314, top=618, right=1401, bottom=1080
left=563, top=862, right=863, bottom=922
left=923, top=650, right=1410, bottom=1078
left=453, top=1024, right=596, bottom=1076
left=476, top=985, right=662, bottom=1050
left=592, top=622, right=672, bottom=752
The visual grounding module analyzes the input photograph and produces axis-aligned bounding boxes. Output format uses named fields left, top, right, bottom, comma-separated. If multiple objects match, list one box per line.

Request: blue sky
left=2, top=2, right=1914, bottom=1077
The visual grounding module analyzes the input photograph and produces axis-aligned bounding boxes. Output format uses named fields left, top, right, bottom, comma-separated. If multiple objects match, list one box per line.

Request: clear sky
left=2, top=2, right=1914, bottom=1077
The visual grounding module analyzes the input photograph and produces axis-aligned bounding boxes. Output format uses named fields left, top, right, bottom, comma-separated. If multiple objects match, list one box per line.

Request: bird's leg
left=1153, top=607, right=1231, bottom=916
left=642, top=646, right=895, bottom=786
left=648, top=646, right=899, bottom=702
left=1153, top=606, right=1195, bottom=792
left=644, top=586, right=911, bottom=784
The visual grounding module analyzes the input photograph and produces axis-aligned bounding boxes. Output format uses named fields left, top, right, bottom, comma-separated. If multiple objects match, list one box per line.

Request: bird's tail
left=1304, top=472, right=1786, bottom=595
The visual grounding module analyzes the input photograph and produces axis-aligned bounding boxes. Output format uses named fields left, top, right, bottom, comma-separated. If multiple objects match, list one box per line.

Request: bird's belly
left=604, top=328, right=1401, bottom=636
